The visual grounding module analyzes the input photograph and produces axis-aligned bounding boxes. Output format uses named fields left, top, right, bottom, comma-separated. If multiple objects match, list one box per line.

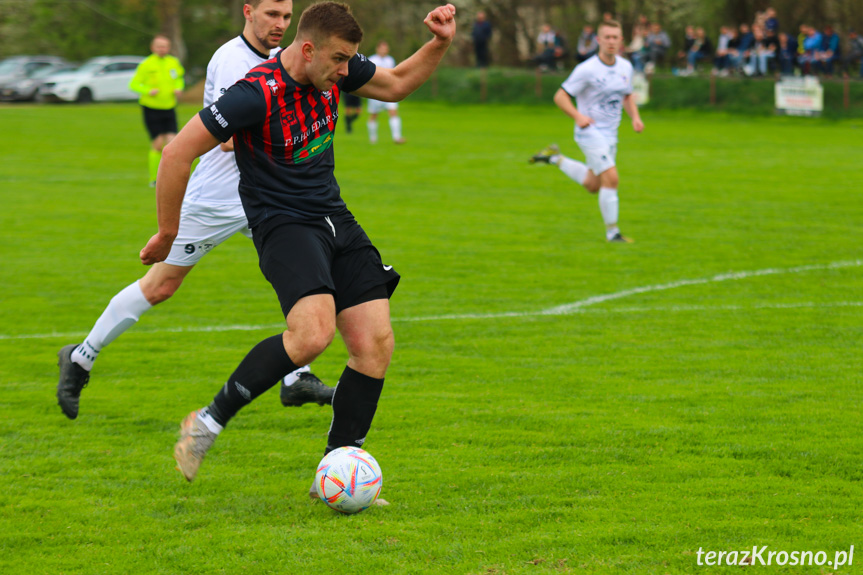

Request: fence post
left=710, top=73, right=717, bottom=106
left=535, top=67, right=542, bottom=99
left=845, top=75, right=850, bottom=109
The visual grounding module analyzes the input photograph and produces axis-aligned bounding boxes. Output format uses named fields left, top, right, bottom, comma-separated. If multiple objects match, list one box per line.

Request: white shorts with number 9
left=164, top=202, right=253, bottom=267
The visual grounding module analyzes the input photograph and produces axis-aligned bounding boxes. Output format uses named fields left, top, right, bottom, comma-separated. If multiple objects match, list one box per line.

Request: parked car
left=0, top=56, right=67, bottom=90
left=38, top=55, right=144, bottom=103
left=0, top=62, right=77, bottom=101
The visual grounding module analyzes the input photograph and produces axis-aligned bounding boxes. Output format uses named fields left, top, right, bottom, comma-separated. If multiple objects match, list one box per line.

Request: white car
left=38, top=56, right=144, bottom=103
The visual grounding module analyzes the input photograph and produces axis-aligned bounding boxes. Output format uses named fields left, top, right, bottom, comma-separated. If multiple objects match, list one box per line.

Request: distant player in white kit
left=56, top=0, right=333, bottom=420
left=530, top=19, right=644, bottom=243
left=366, top=40, right=406, bottom=144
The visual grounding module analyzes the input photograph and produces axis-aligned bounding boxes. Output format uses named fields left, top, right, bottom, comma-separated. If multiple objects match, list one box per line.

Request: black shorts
left=253, top=210, right=400, bottom=317
left=142, top=106, right=178, bottom=140
left=342, top=92, right=361, bottom=107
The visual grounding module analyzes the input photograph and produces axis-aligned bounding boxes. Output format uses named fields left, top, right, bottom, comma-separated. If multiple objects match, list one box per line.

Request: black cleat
left=608, top=233, right=634, bottom=243
left=280, top=372, right=334, bottom=407
left=529, top=143, right=560, bottom=164
left=57, top=344, right=90, bottom=419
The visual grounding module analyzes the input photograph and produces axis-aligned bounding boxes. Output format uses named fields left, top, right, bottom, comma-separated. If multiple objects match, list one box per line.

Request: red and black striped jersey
left=199, top=51, right=376, bottom=227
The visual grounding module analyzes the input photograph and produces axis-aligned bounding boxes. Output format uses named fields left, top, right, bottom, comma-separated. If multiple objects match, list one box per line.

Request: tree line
left=0, top=0, right=856, bottom=72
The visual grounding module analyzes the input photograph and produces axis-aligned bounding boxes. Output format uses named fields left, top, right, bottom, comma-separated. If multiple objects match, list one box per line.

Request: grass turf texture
left=0, top=102, right=861, bottom=574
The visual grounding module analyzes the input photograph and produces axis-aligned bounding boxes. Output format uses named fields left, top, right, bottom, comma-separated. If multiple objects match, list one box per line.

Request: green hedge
left=408, top=67, right=863, bottom=118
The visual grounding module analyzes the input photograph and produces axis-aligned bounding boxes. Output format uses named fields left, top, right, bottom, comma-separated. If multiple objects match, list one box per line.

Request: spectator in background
left=713, top=26, right=735, bottom=76
left=745, top=25, right=775, bottom=76
left=797, top=24, right=807, bottom=59
left=842, top=30, right=863, bottom=77
left=576, top=25, right=598, bottom=63
left=815, top=25, right=840, bottom=76
left=535, top=24, right=566, bottom=70
left=644, top=22, right=671, bottom=72
left=737, top=23, right=755, bottom=68
left=753, top=11, right=767, bottom=32
left=777, top=32, right=797, bottom=75
left=633, top=14, right=649, bottom=37
left=763, top=27, right=780, bottom=74
left=676, top=26, right=696, bottom=70
left=798, top=25, right=822, bottom=75
left=626, top=23, right=647, bottom=72
left=535, top=24, right=557, bottom=69
left=682, top=27, right=713, bottom=75
left=472, top=11, right=493, bottom=68
left=764, top=7, right=779, bottom=34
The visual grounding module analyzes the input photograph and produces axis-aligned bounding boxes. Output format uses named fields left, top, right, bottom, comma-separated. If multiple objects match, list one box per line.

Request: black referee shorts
left=253, top=210, right=400, bottom=317
left=142, top=106, right=178, bottom=140
left=342, top=92, right=361, bottom=108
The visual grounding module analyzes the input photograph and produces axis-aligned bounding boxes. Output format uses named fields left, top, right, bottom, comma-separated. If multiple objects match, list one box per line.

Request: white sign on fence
left=632, top=72, right=650, bottom=106
left=775, top=77, right=823, bottom=116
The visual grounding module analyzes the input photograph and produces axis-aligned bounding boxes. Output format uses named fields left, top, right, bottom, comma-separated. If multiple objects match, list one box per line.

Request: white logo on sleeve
left=209, top=104, right=228, bottom=128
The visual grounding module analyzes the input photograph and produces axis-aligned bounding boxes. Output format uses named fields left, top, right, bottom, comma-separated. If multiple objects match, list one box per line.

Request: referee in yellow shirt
left=129, top=35, right=185, bottom=187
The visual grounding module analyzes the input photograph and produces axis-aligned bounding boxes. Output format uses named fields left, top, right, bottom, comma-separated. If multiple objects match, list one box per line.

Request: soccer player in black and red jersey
left=140, top=2, right=457, bottom=497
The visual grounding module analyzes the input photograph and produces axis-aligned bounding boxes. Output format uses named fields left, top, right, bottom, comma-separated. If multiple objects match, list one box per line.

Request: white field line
left=0, top=174, right=140, bottom=184
left=2, top=259, right=860, bottom=341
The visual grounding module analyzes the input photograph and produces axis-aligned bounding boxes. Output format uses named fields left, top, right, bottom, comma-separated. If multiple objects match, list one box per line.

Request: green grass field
left=1, top=101, right=861, bottom=574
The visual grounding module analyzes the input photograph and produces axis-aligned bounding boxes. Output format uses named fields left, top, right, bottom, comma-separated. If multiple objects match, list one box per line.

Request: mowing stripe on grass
left=4, top=259, right=860, bottom=341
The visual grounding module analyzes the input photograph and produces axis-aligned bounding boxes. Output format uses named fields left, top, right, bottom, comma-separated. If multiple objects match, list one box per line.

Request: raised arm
left=353, top=4, right=456, bottom=102
left=140, top=114, right=221, bottom=265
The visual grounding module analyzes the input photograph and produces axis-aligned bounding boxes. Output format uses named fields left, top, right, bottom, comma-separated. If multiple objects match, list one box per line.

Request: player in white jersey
left=366, top=41, right=406, bottom=144
left=56, top=0, right=333, bottom=420
left=530, top=19, right=644, bottom=243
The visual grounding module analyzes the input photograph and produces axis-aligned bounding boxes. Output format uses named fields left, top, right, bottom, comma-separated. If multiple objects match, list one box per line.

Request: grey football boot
left=57, top=344, right=90, bottom=419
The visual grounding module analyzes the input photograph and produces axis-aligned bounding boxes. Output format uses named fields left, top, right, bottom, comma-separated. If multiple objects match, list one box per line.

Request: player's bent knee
left=291, top=324, right=336, bottom=362
left=599, top=168, right=619, bottom=189
left=346, top=327, right=394, bottom=365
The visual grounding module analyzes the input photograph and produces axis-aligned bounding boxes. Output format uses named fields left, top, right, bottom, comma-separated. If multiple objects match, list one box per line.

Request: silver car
left=38, top=55, right=144, bottom=103
left=0, top=62, right=77, bottom=102
left=0, top=56, right=67, bottom=91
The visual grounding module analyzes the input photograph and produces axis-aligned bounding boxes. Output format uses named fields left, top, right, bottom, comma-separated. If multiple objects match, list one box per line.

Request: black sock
left=209, top=334, right=299, bottom=426
left=326, top=366, right=384, bottom=452
left=345, top=114, right=355, bottom=133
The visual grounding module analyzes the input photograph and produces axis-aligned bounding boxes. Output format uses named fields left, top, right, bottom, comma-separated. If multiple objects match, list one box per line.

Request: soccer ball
left=314, top=446, right=383, bottom=514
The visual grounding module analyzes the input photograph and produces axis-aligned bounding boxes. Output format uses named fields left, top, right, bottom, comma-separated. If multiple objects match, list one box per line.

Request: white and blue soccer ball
left=314, top=446, right=383, bottom=514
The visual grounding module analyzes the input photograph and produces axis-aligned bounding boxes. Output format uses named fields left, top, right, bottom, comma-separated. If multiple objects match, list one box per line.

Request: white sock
left=598, top=187, right=620, bottom=238
left=388, top=116, right=402, bottom=140
left=72, top=280, right=152, bottom=371
left=367, top=120, right=378, bottom=143
left=558, top=157, right=589, bottom=186
left=283, top=365, right=312, bottom=387
left=197, top=407, right=224, bottom=434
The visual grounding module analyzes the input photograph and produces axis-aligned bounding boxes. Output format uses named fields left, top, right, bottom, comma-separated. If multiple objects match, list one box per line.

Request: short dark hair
left=297, top=2, right=363, bottom=45
left=246, top=0, right=290, bottom=8
left=598, top=19, right=622, bottom=33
